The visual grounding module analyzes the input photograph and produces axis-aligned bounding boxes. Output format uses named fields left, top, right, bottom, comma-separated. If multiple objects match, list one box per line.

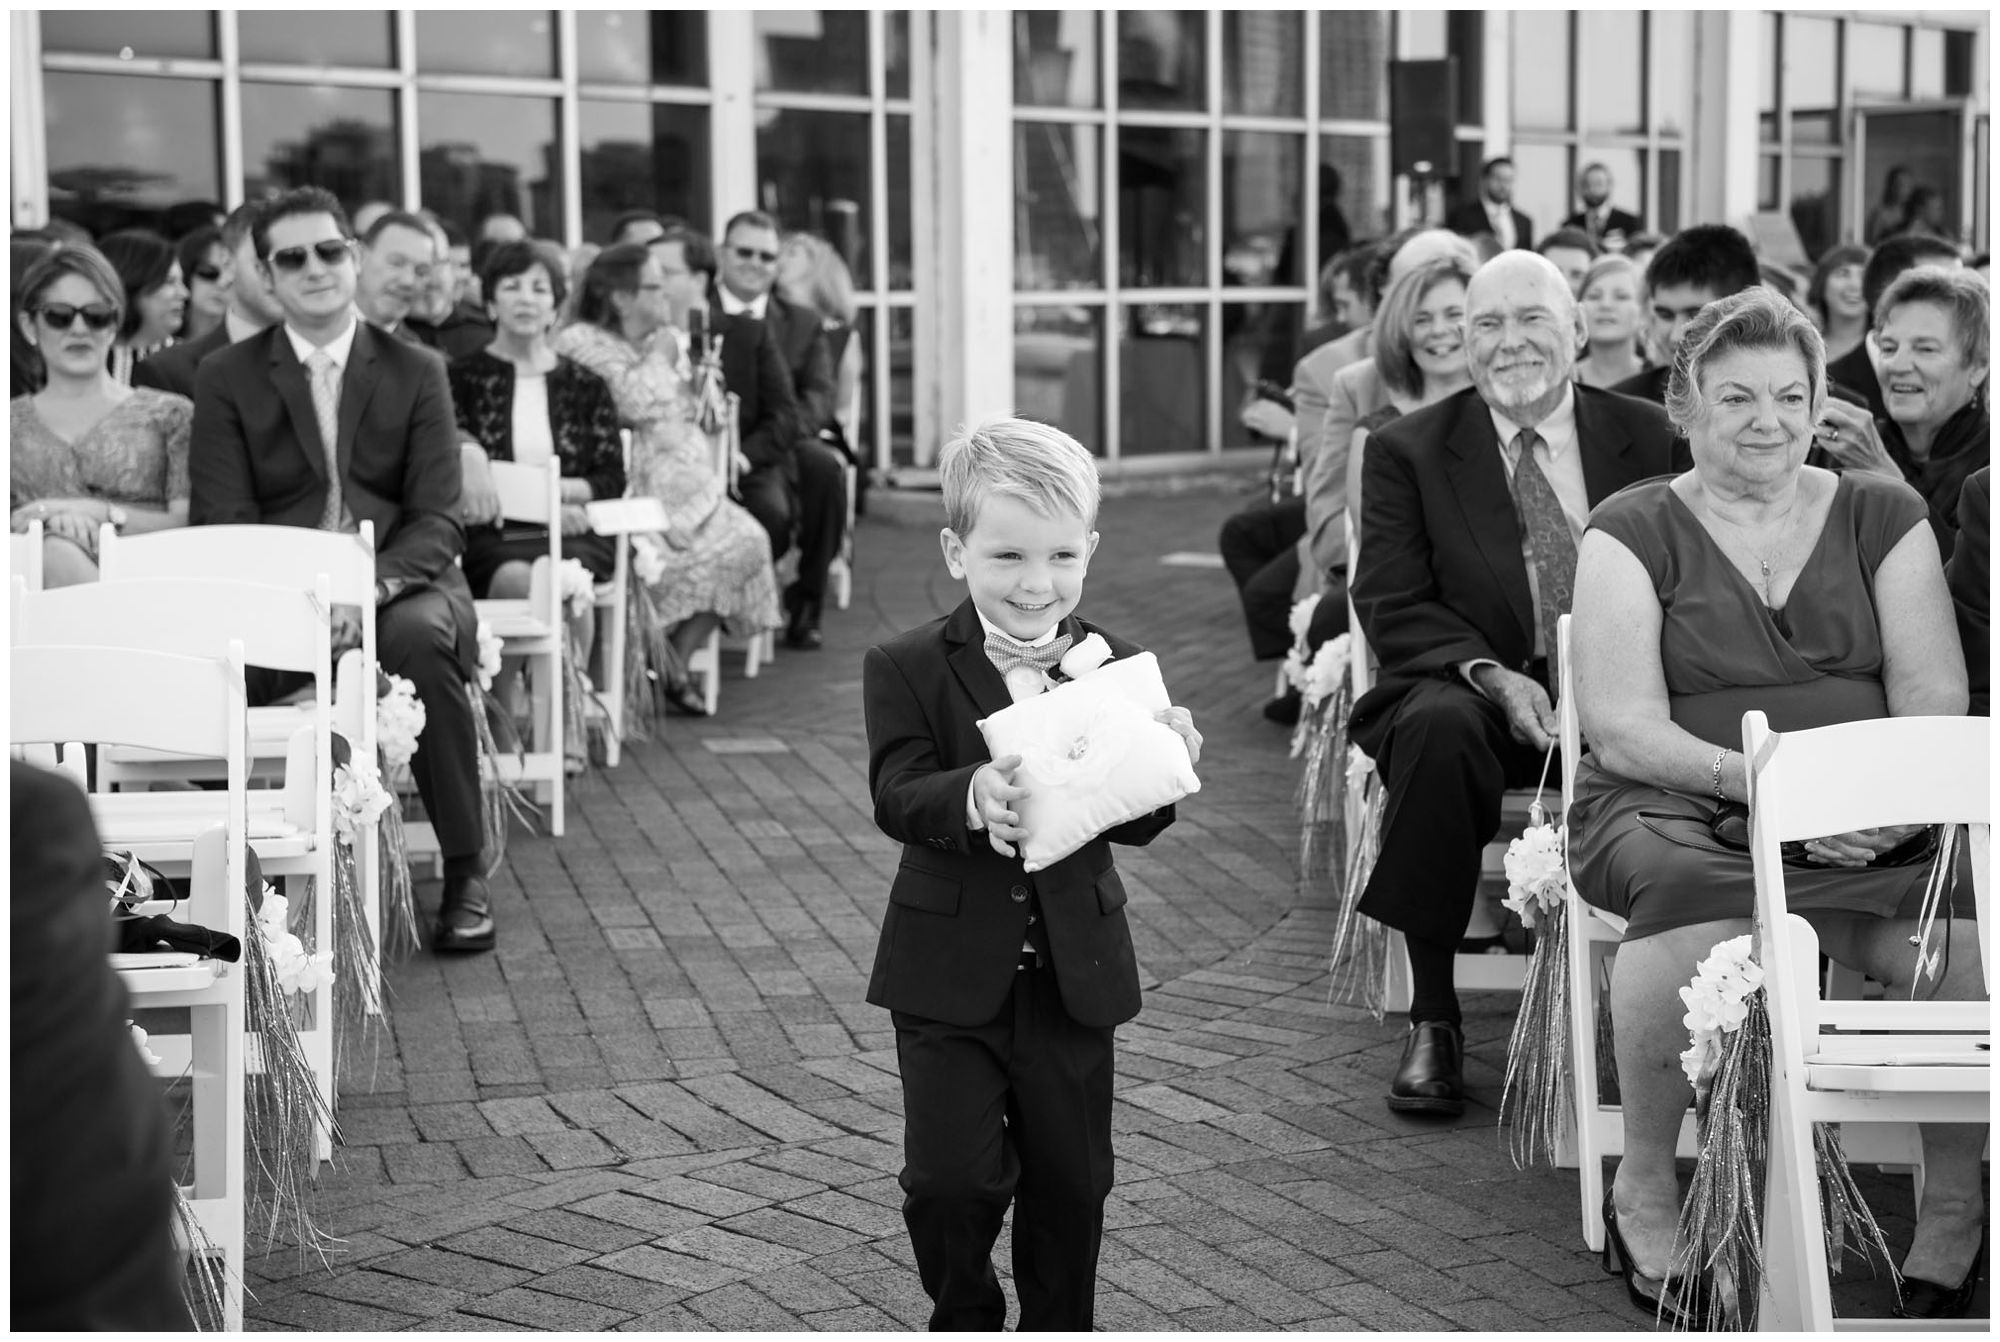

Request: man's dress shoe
left=785, top=589, right=823, bottom=650
left=1387, top=1019, right=1465, bottom=1116
left=434, top=874, right=495, bottom=953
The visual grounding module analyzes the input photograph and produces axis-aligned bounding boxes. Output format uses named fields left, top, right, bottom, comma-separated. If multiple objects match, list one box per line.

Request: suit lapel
left=944, top=599, right=1014, bottom=722
left=1444, top=397, right=1536, bottom=648
left=1573, top=386, right=1640, bottom=505
left=267, top=329, right=327, bottom=481
left=337, top=324, right=383, bottom=480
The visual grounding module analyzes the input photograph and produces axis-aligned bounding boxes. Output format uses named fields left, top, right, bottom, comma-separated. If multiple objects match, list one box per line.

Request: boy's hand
left=972, top=754, right=1031, bottom=858
left=1156, top=706, right=1203, bottom=766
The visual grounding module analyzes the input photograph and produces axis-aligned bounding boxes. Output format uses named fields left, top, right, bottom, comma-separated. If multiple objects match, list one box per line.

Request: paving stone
left=566, top=1190, right=712, bottom=1238
left=434, top=1226, right=596, bottom=1275
left=366, top=1246, right=535, bottom=1295
left=591, top=1245, right=750, bottom=1293
left=461, top=1287, right=632, bottom=1331
left=507, top=1208, right=656, bottom=1255
left=524, top=1263, right=691, bottom=1314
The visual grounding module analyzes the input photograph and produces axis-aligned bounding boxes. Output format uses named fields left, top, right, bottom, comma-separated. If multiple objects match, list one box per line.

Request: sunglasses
left=267, top=239, right=353, bottom=272
left=37, top=302, right=119, bottom=332
left=730, top=246, right=779, bottom=265
left=190, top=262, right=225, bottom=282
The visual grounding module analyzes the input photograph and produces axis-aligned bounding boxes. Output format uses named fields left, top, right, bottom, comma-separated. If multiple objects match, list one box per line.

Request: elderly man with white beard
left=1346, top=251, right=1685, bottom=1115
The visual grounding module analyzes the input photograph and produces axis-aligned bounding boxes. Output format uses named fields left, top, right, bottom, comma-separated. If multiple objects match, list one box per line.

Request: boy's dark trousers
left=894, top=956, right=1114, bottom=1332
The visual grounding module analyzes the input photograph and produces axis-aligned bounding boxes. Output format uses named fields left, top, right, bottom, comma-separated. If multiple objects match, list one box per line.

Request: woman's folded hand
left=1801, top=823, right=1926, bottom=866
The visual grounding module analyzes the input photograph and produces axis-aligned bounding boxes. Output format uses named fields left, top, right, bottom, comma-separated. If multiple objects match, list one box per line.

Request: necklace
left=1700, top=488, right=1801, bottom=604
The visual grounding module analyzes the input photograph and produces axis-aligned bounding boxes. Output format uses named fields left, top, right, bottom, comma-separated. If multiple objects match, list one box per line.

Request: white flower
left=127, top=1020, right=162, bottom=1068
left=1287, top=593, right=1321, bottom=647
left=475, top=619, right=503, bottom=692
left=558, top=557, right=596, bottom=619
left=1058, top=632, right=1113, bottom=680
left=1679, top=934, right=1762, bottom=1086
left=254, top=887, right=336, bottom=997
left=1004, top=664, right=1052, bottom=703
left=331, top=757, right=393, bottom=844
left=1300, top=635, right=1349, bottom=708
left=377, top=673, right=426, bottom=775
left=631, top=534, right=668, bottom=586
left=1501, top=822, right=1567, bottom=927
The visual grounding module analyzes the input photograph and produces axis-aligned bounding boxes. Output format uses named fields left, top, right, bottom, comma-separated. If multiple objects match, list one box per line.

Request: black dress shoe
left=784, top=589, right=824, bottom=650
left=1262, top=687, right=1302, bottom=725
left=1387, top=1019, right=1465, bottom=1116
left=1894, top=1227, right=1985, bottom=1320
left=433, top=874, right=495, bottom=953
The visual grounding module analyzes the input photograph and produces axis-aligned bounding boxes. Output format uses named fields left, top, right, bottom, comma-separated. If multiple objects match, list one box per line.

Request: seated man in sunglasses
left=187, top=185, right=496, bottom=956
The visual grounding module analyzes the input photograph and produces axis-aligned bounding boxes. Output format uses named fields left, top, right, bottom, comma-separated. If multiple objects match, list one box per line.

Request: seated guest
left=776, top=231, right=863, bottom=454
left=12, top=234, right=55, bottom=398
left=479, top=213, right=528, bottom=246
left=11, top=244, right=192, bottom=586
left=1573, top=254, right=1648, bottom=389
left=174, top=224, right=232, bottom=343
left=95, top=230, right=187, bottom=384
left=355, top=210, right=436, bottom=339
left=134, top=201, right=283, bottom=398
left=351, top=200, right=396, bottom=238
left=189, top=186, right=494, bottom=955
left=1614, top=223, right=1761, bottom=404
left=405, top=218, right=494, bottom=361
left=160, top=199, right=225, bottom=242
left=1807, top=243, right=1870, bottom=364
left=1813, top=266, right=1988, bottom=561
left=608, top=210, right=672, bottom=247
left=1946, top=467, right=1989, bottom=715
left=1350, top=251, right=1679, bottom=1118
left=439, top=217, right=477, bottom=306
left=1345, top=255, right=1478, bottom=516
left=551, top=243, right=781, bottom=716
left=1535, top=227, right=1599, bottom=299
left=1827, top=235, right=1962, bottom=419
left=1568, top=287, right=1981, bottom=1325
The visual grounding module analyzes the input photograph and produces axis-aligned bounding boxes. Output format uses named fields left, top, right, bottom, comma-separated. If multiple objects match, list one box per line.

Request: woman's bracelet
left=1711, top=747, right=1730, bottom=800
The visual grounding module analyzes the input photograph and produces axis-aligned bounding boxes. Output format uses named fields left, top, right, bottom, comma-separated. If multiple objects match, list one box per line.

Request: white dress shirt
left=510, top=372, right=555, bottom=471
left=1483, top=197, right=1518, bottom=251
left=715, top=286, right=769, bottom=322
left=285, top=314, right=359, bottom=372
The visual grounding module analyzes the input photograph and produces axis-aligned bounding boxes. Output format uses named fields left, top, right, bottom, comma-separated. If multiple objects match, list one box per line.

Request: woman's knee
left=40, top=536, right=99, bottom=588
left=484, top=561, right=533, bottom=600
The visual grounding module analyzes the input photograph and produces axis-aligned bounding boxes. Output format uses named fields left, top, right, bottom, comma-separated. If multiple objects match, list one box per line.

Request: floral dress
left=549, top=322, right=780, bottom=635
left=10, top=388, right=193, bottom=513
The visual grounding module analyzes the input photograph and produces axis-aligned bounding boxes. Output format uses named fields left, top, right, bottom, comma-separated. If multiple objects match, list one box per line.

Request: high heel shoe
left=1602, top=1190, right=1709, bottom=1329
left=1894, top=1226, right=1986, bottom=1320
left=661, top=675, right=709, bottom=717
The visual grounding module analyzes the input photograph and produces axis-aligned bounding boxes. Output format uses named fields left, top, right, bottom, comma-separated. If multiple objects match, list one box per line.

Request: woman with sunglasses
left=10, top=245, right=193, bottom=587
left=95, top=230, right=187, bottom=385
left=174, top=224, right=232, bottom=343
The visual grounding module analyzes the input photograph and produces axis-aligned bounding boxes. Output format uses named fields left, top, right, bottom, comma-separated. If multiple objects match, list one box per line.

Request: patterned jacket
left=446, top=348, right=626, bottom=500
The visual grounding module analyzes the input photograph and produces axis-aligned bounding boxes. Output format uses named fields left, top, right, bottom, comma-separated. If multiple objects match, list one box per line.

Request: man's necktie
left=1510, top=428, right=1577, bottom=693
left=307, top=350, right=345, bottom=531
left=985, top=630, right=1073, bottom=680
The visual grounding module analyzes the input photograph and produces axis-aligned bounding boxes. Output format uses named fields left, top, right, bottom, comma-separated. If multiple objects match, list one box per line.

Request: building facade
left=12, top=9, right=1989, bottom=473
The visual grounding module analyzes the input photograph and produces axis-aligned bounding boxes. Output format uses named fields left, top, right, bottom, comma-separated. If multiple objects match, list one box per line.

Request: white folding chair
left=476, top=458, right=565, bottom=835
left=12, top=642, right=250, bottom=1330
left=825, top=376, right=863, bottom=612
left=10, top=517, right=44, bottom=590
left=689, top=390, right=771, bottom=709
left=1744, top=711, right=1989, bottom=1331
left=586, top=429, right=637, bottom=767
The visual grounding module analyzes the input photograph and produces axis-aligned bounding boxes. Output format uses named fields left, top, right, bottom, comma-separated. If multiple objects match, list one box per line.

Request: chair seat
left=115, top=955, right=226, bottom=997
left=477, top=599, right=557, bottom=643
left=90, top=792, right=309, bottom=864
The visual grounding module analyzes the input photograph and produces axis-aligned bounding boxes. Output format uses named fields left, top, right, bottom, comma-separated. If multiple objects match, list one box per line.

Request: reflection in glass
left=1320, top=137, right=1389, bottom=253
left=241, top=84, right=398, bottom=219
left=1117, top=12, right=1205, bottom=112
left=40, top=11, right=214, bottom=59
left=575, top=11, right=706, bottom=85
left=1509, top=143, right=1571, bottom=247
left=888, top=115, right=912, bottom=290
left=1789, top=157, right=1840, bottom=262
left=239, top=12, right=393, bottom=67
left=44, top=72, right=220, bottom=237
left=1512, top=11, right=1571, bottom=132
left=578, top=101, right=711, bottom=245
left=757, top=108, right=872, bottom=288
left=1847, top=23, right=1906, bottom=103
left=1223, top=303, right=1304, bottom=445
left=1657, top=149, right=1682, bottom=235
left=416, top=92, right=561, bottom=238
left=1223, top=133, right=1303, bottom=288
left=1015, top=307, right=1103, bottom=456
left=1318, top=13, right=1388, bottom=122
left=1759, top=14, right=1779, bottom=143
left=1944, top=30, right=1975, bottom=98
left=1759, top=156, right=1781, bottom=213
left=1014, top=12, right=1098, bottom=109
left=888, top=306, right=914, bottom=465
left=1119, top=303, right=1205, bottom=457
left=415, top=11, right=554, bottom=78
left=1015, top=124, right=1103, bottom=291
left=1118, top=127, right=1205, bottom=288
left=1910, top=28, right=1944, bottom=101
left=1786, top=17, right=1838, bottom=126
left=1224, top=12, right=1302, bottom=118
left=1579, top=11, right=1642, bottom=134
left=755, top=10, right=868, bottom=96
left=1652, top=11, right=1693, bottom=137
left=849, top=308, right=876, bottom=464
left=1448, top=12, right=1485, bottom=119
left=886, top=12, right=911, bottom=99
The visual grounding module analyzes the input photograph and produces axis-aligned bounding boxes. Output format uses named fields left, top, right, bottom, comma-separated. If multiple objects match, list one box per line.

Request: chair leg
left=547, top=647, right=564, bottom=838
left=703, top=629, right=722, bottom=716
left=600, top=605, right=624, bottom=769
left=1384, top=930, right=1414, bottom=1015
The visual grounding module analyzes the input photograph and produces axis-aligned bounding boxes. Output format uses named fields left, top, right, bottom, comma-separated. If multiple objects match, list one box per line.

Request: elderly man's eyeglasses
left=268, top=239, right=353, bottom=272
left=730, top=245, right=779, bottom=265
left=37, top=303, right=119, bottom=332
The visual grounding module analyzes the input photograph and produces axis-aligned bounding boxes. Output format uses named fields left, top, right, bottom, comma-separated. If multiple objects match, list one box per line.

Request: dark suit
left=1947, top=467, right=1989, bottom=716
left=704, top=310, right=804, bottom=557
left=1446, top=200, right=1535, bottom=251
left=758, top=292, right=847, bottom=609
left=11, top=761, right=191, bottom=1330
left=863, top=599, right=1174, bottom=1330
left=1562, top=205, right=1644, bottom=246
left=188, top=320, right=484, bottom=860
left=1350, top=385, right=1681, bottom=946
left=132, top=323, right=232, bottom=400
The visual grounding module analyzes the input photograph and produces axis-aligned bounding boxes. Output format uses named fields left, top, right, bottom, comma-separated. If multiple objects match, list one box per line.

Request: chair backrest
left=99, top=520, right=376, bottom=606
left=1744, top=713, right=1990, bottom=840
left=12, top=640, right=247, bottom=761
left=14, top=576, right=331, bottom=676
left=1557, top=614, right=1581, bottom=802
left=10, top=518, right=43, bottom=591
left=724, top=391, right=742, bottom=494
left=490, top=457, right=560, bottom=526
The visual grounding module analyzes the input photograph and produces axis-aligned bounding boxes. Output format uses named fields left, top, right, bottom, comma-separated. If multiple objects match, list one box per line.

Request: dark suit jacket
left=1947, top=466, right=1989, bottom=716
left=11, top=761, right=191, bottom=1330
left=1446, top=201, right=1535, bottom=251
left=1827, top=340, right=1885, bottom=420
left=187, top=320, right=475, bottom=663
left=707, top=310, right=804, bottom=479
left=1349, top=385, right=1683, bottom=753
left=131, top=323, right=232, bottom=400
left=762, top=293, right=838, bottom=435
left=862, top=600, right=1175, bottom=1029
left=1563, top=206, right=1644, bottom=244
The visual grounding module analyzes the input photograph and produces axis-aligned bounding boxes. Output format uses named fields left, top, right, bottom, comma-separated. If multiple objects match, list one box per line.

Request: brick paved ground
left=249, top=472, right=1946, bottom=1330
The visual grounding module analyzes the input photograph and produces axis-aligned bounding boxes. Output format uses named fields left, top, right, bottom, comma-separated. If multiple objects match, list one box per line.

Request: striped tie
left=1511, top=429, right=1577, bottom=692
left=307, top=350, right=346, bottom=531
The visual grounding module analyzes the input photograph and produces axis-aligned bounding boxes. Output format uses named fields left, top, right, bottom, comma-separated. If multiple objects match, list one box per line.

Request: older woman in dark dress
left=1568, top=288, right=1983, bottom=1324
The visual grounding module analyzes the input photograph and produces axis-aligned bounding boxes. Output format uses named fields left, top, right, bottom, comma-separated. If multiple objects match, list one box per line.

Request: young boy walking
left=861, top=416, right=1202, bottom=1330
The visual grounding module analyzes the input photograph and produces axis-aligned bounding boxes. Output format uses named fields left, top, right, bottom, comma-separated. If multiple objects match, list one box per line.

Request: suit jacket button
left=1010, top=885, right=1028, bottom=903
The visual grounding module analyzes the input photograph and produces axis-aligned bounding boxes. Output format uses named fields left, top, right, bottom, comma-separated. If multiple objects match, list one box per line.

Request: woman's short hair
left=1580, top=253, right=1641, bottom=303
left=570, top=242, right=652, bottom=331
left=95, top=229, right=176, bottom=339
left=1664, top=287, right=1827, bottom=435
left=938, top=414, right=1100, bottom=537
left=778, top=233, right=857, bottom=326
left=1875, top=265, right=1989, bottom=372
left=479, top=238, right=567, bottom=312
left=1371, top=256, right=1474, bottom=399
left=16, top=243, right=125, bottom=332
left=1806, top=243, right=1869, bottom=321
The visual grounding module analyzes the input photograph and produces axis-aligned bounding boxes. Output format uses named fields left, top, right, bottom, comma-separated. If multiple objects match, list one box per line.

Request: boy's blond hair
left=939, top=415, right=1101, bottom=537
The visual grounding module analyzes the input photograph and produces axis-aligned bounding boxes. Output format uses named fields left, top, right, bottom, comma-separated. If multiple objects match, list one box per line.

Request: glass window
left=1223, top=302, right=1305, bottom=444
left=1015, top=307, right=1103, bottom=456
left=756, top=108, right=873, bottom=287
left=1117, top=11, right=1205, bottom=112
left=888, top=306, right=914, bottom=465
left=754, top=10, right=869, bottom=97
left=1402, top=12, right=1446, bottom=60
left=1223, top=12, right=1302, bottom=119
left=1015, top=124, right=1102, bottom=292
left=1223, top=132, right=1302, bottom=288
left=1909, top=28, right=1945, bottom=102
left=1652, top=11, right=1693, bottom=138
left=1788, top=156, right=1840, bottom=263
left=1318, top=13, right=1388, bottom=122
left=888, top=114, right=912, bottom=290
left=1455, top=139, right=1486, bottom=201
left=1015, top=12, right=1099, bottom=110
left=1758, top=156, right=1781, bottom=213
left=1657, top=149, right=1682, bottom=235
left=1120, top=303, right=1205, bottom=456
left=40, top=11, right=214, bottom=60
left=1848, top=23, right=1906, bottom=103
left=415, top=11, right=554, bottom=79
left=241, top=84, right=398, bottom=219
left=1117, top=127, right=1205, bottom=288
left=1759, top=13, right=1779, bottom=144
left=1319, top=136, right=1389, bottom=255
left=416, top=92, right=562, bottom=238
left=44, top=72, right=220, bottom=237
left=1944, top=30, right=1975, bottom=98
left=1447, top=11, right=1484, bottom=126
left=575, top=11, right=706, bottom=86
left=1785, top=17, right=1838, bottom=124
left=238, top=12, right=393, bottom=68
left=577, top=101, right=711, bottom=246
left=885, top=11, right=911, bottom=100
left=1512, top=11, right=1570, bottom=132
left=1507, top=142, right=1571, bottom=245
left=1578, top=11, right=1642, bottom=135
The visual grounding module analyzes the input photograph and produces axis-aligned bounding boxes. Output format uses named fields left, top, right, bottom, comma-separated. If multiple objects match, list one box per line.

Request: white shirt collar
left=1488, top=383, right=1578, bottom=458
left=974, top=607, right=1061, bottom=648
left=716, top=285, right=768, bottom=321
left=285, top=314, right=359, bottom=371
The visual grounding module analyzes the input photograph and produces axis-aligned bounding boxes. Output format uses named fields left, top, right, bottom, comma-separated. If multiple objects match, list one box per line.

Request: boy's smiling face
left=941, top=494, right=1099, bottom=643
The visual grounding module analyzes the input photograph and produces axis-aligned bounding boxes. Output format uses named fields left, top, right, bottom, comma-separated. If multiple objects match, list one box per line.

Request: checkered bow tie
left=985, top=630, right=1072, bottom=679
